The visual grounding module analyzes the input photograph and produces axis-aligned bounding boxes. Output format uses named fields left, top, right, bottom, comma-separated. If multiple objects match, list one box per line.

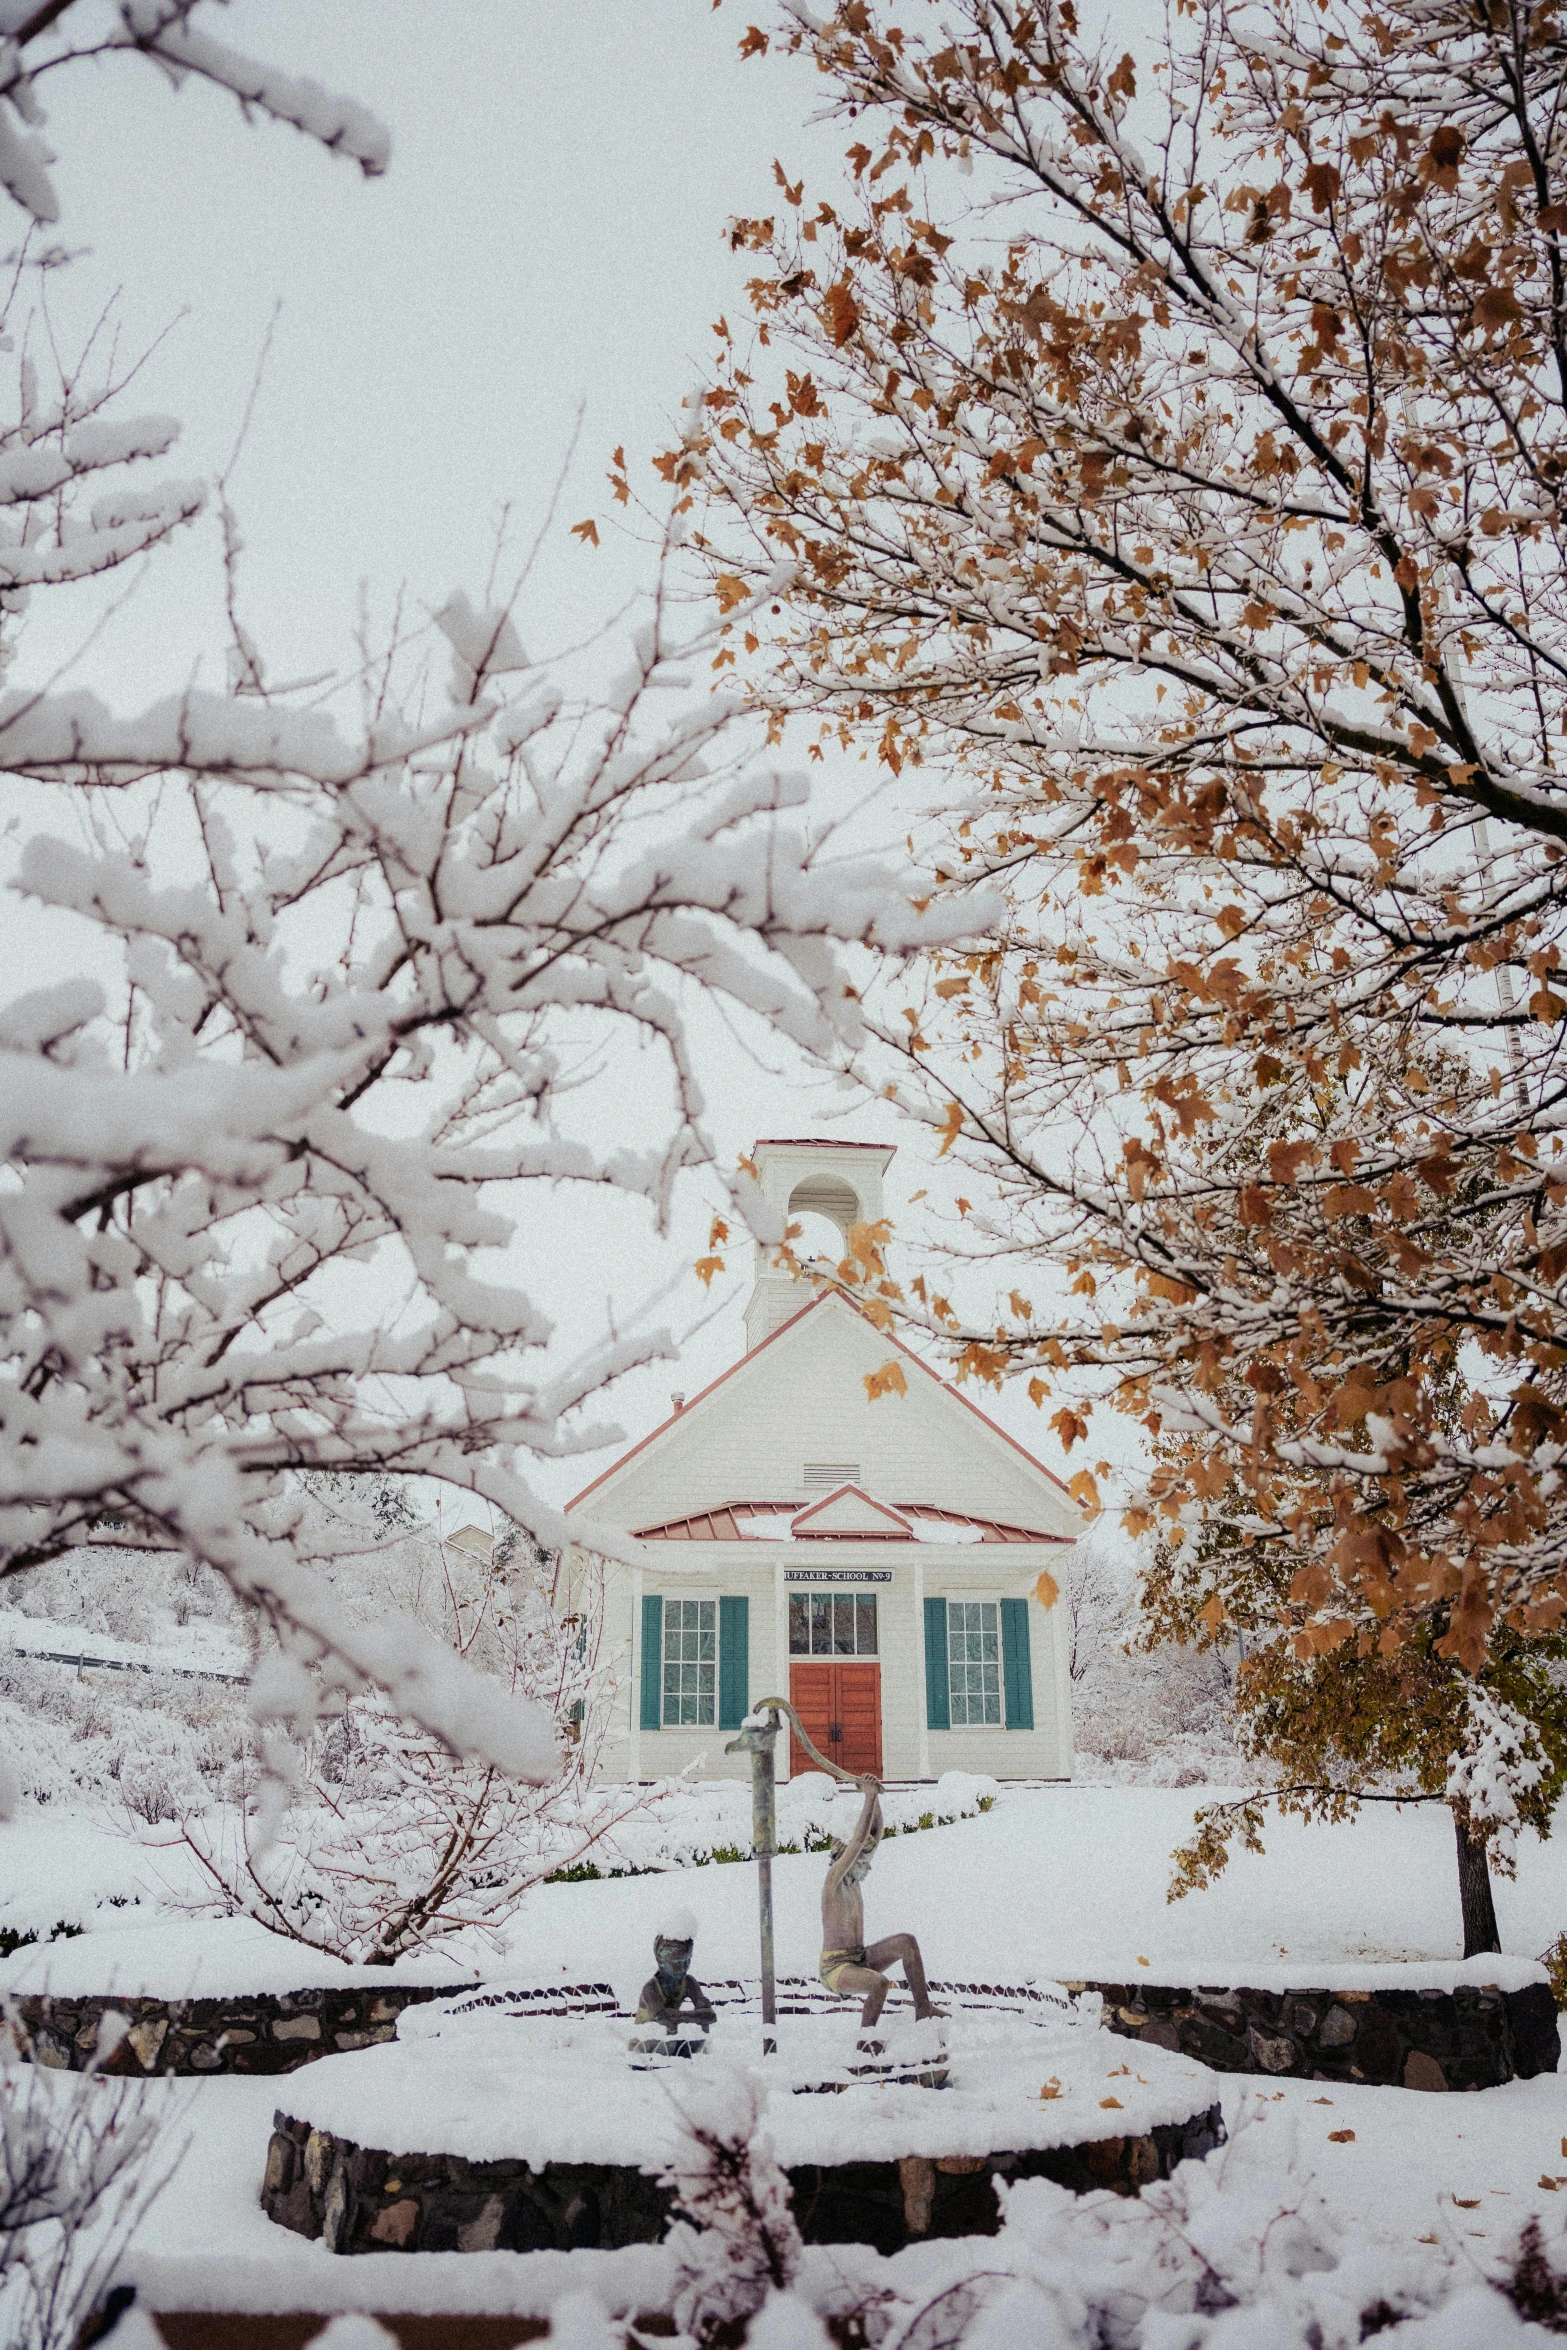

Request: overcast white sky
left=6, top=1, right=1153, bottom=1507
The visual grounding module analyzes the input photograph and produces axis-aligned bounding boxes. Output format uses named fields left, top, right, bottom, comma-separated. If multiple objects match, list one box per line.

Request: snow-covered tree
left=0, top=5, right=981, bottom=1782
left=164, top=1492, right=640, bottom=1964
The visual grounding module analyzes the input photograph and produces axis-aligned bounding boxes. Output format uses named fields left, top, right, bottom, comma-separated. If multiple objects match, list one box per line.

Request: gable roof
left=790, top=1484, right=913, bottom=1540
left=632, top=1501, right=1069, bottom=1545
left=566, top=1289, right=1077, bottom=1515
left=753, top=1136, right=898, bottom=1157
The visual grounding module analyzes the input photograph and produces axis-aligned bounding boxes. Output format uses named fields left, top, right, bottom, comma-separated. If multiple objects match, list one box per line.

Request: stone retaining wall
left=3, top=1986, right=445, bottom=2075
left=262, top=2102, right=1227, bottom=2257
left=13, top=1975, right=1558, bottom=2088
left=1080, top=1977, right=1559, bottom=2089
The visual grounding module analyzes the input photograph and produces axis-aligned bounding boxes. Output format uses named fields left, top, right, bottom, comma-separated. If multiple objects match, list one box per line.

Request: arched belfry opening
left=743, top=1138, right=896, bottom=1351
left=786, top=1171, right=863, bottom=1262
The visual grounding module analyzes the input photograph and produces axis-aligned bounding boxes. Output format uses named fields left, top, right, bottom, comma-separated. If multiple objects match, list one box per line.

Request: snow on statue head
left=655, top=1905, right=700, bottom=1988
left=632, top=1906, right=715, bottom=2061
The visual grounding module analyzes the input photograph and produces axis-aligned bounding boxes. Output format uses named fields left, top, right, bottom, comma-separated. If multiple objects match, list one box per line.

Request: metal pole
left=725, top=1709, right=781, bottom=2054
left=755, top=1716, right=777, bottom=2052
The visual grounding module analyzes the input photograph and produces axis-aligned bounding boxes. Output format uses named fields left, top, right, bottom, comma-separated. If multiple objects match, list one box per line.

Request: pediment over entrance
left=790, top=1484, right=913, bottom=1539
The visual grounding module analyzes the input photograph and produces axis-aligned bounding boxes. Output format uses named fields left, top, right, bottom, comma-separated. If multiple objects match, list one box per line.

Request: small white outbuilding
left=565, top=1139, right=1081, bottom=1784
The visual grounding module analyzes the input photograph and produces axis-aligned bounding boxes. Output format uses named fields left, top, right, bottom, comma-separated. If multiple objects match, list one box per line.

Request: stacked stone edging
left=15, top=1973, right=1556, bottom=2088
left=262, top=2101, right=1227, bottom=2257
left=4, top=1986, right=445, bottom=2075
left=1078, top=1976, right=1559, bottom=2089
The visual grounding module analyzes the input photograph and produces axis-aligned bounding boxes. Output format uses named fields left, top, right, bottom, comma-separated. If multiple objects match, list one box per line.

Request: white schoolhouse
left=565, top=1139, right=1081, bottom=1783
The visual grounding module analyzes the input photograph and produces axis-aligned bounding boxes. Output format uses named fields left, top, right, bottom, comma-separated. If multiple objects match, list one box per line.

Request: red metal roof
left=566, top=1290, right=1078, bottom=1514
left=631, top=1500, right=1068, bottom=1545
left=752, top=1137, right=897, bottom=1155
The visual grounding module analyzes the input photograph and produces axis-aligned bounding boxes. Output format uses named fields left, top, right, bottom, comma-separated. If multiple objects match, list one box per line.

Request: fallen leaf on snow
left=1100, top=2096, right=1123, bottom=2109
left=1328, top=2129, right=1356, bottom=2143
left=1453, top=2198, right=1480, bottom=2208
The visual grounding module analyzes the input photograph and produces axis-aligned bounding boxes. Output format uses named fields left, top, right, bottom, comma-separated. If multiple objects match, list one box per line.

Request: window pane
left=833, top=1595, right=856, bottom=1654
left=947, top=1601, right=1000, bottom=1726
left=662, top=1597, right=716, bottom=1725
left=789, top=1596, right=808, bottom=1655
left=856, top=1596, right=877, bottom=1655
left=810, top=1596, right=831, bottom=1654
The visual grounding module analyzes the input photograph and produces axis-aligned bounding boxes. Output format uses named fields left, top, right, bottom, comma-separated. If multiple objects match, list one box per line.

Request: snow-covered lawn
left=8, top=1780, right=1564, bottom=1992
left=10, top=1785, right=1567, bottom=2343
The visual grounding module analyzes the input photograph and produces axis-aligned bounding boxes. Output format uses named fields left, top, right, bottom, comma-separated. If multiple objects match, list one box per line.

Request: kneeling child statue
left=630, top=1907, right=715, bottom=2059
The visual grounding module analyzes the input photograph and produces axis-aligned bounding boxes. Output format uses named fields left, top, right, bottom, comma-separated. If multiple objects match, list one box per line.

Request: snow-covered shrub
left=661, top=2069, right=802, bottom=2345
left=0, top=2052, right=177, bottom=2350
left=1067, top=1521, right=1238, bottom=1785
left=1, top=1550, right=241, bottom=1653
left=1504, top=2217, right=1567, bottom=2331
left=167, top=1527, right=638, bottom=1964
left=0, top=1654, right=250, bottom=1819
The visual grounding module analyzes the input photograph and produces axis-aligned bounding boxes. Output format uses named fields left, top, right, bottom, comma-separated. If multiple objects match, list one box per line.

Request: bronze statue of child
left=630, top=1907, right=716, bottom=2057
left=819, top=1774, right=944, bottom=2036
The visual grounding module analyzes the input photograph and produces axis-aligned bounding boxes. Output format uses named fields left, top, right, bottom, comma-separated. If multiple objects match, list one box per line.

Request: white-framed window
left=789, top=1591, right=878, bottom=1656
left=947, top=1598, right=1002, bottom=1726
left=662, top=1596, right=717, bottom=1726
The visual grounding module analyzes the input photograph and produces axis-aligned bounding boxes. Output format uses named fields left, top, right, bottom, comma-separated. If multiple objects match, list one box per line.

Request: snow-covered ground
left=2, top=1608, right=248, bottom=1679
left=8, top=1785, right=1567, bottom=2344
left=4, top=1781, right=1563, bottom=1993
left=103, top=2060, right=1567, bottom=2335
left=5, top=1781, right=1564, bottom=1995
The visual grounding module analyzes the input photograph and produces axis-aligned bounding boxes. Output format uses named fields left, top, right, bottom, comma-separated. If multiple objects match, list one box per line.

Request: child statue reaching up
left=819, top=1774, right=944, bottom=2035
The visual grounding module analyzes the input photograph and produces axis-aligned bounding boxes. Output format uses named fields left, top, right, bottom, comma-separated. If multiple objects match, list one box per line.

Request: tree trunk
left=1454, top=1809, right=1501, bottom=1957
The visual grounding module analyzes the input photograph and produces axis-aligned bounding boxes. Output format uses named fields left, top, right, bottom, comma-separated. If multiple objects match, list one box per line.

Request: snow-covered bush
left=1, top=1547, right=242, bottom=1653
left=661, top=2069, right=802, bottom=2345
left=0, top=2047, right=177, bottom=2350
left=0, top=1652, right=249, bottom=1818
left=156, top=1488, right=636, bottom=1962
left=1067, top=1522, right=1237, bottom=1786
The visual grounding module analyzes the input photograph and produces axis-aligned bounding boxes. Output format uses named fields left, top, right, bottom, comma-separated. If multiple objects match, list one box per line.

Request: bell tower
left=742, top=1138, right=896, bottom=1351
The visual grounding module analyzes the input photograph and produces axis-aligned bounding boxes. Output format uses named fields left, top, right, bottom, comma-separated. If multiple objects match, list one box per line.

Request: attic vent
left=803, top=1462, right=860, bottom=1489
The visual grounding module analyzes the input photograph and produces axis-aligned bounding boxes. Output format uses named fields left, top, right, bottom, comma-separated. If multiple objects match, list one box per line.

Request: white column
left=914, top=1554, right=930, bottom=1781
left=630, top=1564, right=643, bottom=1783
left=774, top=1553, right=789, bottom=1778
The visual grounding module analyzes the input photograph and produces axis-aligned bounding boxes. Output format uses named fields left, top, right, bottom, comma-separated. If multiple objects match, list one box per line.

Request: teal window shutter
left=1001, top=1597, right=1034, bottom=1730
left=718, top=1595, right=749, bottom=1730
left=640, top=1593, right=663, bottom=1731
left=924, top=1596, right=950, bottom=1730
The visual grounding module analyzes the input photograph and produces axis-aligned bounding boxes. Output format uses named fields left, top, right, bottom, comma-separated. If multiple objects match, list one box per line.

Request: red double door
left=788, top=1660, right=882, bottom=1778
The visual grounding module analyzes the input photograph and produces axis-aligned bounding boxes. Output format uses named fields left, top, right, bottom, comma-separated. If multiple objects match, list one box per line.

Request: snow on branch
left=112, top=3, right=390, bottom=179
left=1446, top=1689, right=1546, bottom=1875
left=0, top=479, right=981, bottom=1765
left=0, top=2, right=391, bottom=228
